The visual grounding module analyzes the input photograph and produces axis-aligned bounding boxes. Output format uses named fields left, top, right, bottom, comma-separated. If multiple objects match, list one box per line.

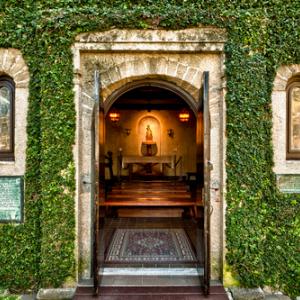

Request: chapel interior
left=105, top=86, right=199, bottom=182
left=98, top=85, right=204, bottom=277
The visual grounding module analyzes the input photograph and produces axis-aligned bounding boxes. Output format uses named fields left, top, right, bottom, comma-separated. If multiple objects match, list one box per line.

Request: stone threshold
left=100, top=267, right=204, bottom=276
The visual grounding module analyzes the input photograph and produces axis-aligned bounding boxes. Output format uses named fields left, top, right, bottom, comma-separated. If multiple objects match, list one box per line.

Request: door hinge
left=207, top=160, right=213, bottom=170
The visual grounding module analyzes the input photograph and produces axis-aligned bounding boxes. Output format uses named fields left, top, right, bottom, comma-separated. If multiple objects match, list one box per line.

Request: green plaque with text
left=277, top=174, right=300, bottom=193
left=0, top=176, right=24, bottom=222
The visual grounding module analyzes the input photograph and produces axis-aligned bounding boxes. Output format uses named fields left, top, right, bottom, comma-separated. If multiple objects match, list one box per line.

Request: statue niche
left=141, top=124, right=158, bottom=156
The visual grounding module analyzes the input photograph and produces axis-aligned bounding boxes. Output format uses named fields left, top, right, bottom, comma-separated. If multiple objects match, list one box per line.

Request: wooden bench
left=100, top=180, right=203, bottom=218
left=99, top=199, right=202, bottom=218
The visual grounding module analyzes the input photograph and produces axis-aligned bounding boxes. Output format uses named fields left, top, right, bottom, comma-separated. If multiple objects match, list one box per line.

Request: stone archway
left=73, top=28, right=227, bottom=281
left=104, top=78, right=199, bottom=115
left=99, top=58, right=201, bottom=103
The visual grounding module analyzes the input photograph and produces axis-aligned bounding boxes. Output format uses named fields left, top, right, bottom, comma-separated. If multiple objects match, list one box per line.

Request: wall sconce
left=124, top=128, right=131, bottom=136
left=108, top=109, right=120, bottom=123
left=178, top=108, right=190, bottom=123
left=167, top=128, right=174, bottom=138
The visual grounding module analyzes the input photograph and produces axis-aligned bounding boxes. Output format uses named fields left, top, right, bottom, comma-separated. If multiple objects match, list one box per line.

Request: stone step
left=100, top=267, right=204, bottom=276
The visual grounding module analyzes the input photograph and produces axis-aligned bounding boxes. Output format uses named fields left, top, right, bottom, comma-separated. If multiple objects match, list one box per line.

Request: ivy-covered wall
left=0, top=0, right=299, bottom=298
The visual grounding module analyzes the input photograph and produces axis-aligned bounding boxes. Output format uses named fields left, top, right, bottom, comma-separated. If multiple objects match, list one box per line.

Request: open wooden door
left=196, top=71, right=210, bottom=295
left=202, top=71, right=211, bottom=295
left=93, top=71, right=106, bottom=296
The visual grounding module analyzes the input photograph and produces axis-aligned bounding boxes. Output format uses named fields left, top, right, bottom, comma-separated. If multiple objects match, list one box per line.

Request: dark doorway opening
left=93, top=80, right=208, bottom=295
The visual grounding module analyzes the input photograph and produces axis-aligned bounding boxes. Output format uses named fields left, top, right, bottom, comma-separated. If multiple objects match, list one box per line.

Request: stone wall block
left=118, top=61, right=130, bottom=79
left=9, top=55, right=24, bottom=75
left=13, top=65, right=29, bottom=77
left=273, top=78, right=286, bottom=91
left=15, top=78, right=30, bottom=88
left=14, top=70, right=30, bottom=86
left=0, top=49, right=29, bottom=86
left=102, top=86, right=114, bottom=102
left=1, top=50, right=16, bottom=73
left=176, top=63, right=189, bottom=81
left=135, top=59, right=148, bottom=76
left=186, top=86, right=200, bottom=102
left=230, top=287, right=265, bottom=300
left=100, top=71, right=112, bottom=89
left=166, top=60, right=178, bottom=77
left=191, top=70, right=202, bottom=88
left=265, top=296, right=291, bottom=300
left=289, top=64, right=300, bottom=76
left=107, top=67, right=122, bottom=85
left=178, top=76, right=199, bottom=103
left=183, top=67, right=199, bottom=84
left=0, top=49, right=6, bottom=66
left=37, top=288, right=75, bottom=300
left=0, top=48, right=9, bottom=73
left=280, top=66, right=293, bottom=80
left=148, top=57, right=161, bottom=74
left=76, top=28, right=227, bottom=44
left=11, top=52, right=29, bottom=79
left=156, top=58, right=168, bottom=75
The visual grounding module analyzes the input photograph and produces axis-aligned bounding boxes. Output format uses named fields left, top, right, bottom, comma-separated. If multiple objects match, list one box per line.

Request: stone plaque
left=277, top=174, right=300, bottom=193
left=0, top=176, right=23, bottom=222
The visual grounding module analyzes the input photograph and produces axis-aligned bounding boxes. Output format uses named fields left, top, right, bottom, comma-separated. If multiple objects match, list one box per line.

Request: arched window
left=0, top=76, right=15, bottom=160
left=287, top=75, right=300, bottom=159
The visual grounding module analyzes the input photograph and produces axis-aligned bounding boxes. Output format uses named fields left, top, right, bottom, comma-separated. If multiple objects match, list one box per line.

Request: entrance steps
left=98, top=267, right=203, bottom=287
left=74, top=286, right=229, bottom=299
left=100, top=267, right=203, bottom=276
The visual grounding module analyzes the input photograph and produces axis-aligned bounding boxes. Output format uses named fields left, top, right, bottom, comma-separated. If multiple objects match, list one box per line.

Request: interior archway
left=105, top=82, right=200, bottom=182
left=104, top=79, right=200, bottom=116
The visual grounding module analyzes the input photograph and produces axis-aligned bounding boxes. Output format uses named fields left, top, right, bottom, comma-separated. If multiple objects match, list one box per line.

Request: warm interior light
left=178, top=109, right=190, bottom=122
left=109, top=109, right=120, bottom=122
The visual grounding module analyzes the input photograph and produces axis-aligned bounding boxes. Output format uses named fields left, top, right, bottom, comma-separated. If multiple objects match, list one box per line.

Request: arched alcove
left=138, top=116, right=161, bottom=156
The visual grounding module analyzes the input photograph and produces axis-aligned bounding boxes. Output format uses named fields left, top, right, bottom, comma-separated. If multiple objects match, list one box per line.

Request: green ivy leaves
left=0, top=1, right=299, bottom=298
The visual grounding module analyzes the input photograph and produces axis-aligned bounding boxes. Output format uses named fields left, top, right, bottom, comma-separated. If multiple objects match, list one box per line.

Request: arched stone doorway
left=73, top=28, right=226, bottom=289
left=93, top=80, right=205, bottom=292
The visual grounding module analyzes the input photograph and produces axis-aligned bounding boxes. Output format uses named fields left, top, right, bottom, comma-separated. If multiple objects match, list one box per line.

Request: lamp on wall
left=167, top=128, right=174, bottom=138
left=108, top=109, right=120, bottom=123
left=178, top=108, right=190, bottom=123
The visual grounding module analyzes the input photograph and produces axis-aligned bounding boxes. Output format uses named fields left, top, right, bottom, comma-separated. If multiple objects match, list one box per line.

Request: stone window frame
left=286, top=75, right=300, bottom=160
left=0, top=75, right=15, bottom=161
left=272, top=64, right=300, bottom=178
left=0, top=48, right=29, bottom=177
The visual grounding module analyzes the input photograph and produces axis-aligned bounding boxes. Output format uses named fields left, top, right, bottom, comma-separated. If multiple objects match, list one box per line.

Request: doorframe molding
left=72, top=27, right=227, bottom=282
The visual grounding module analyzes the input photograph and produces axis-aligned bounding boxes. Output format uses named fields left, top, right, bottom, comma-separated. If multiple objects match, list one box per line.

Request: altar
left=122, top=155, right=176, bottom=178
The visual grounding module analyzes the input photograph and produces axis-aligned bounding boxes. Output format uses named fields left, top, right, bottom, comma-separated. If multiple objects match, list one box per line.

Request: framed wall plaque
left=0, top=176, right=24, bottom=223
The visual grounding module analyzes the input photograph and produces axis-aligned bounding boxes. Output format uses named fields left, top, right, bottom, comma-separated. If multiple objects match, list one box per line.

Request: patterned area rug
left=106, top=228, right=196, bottom=263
